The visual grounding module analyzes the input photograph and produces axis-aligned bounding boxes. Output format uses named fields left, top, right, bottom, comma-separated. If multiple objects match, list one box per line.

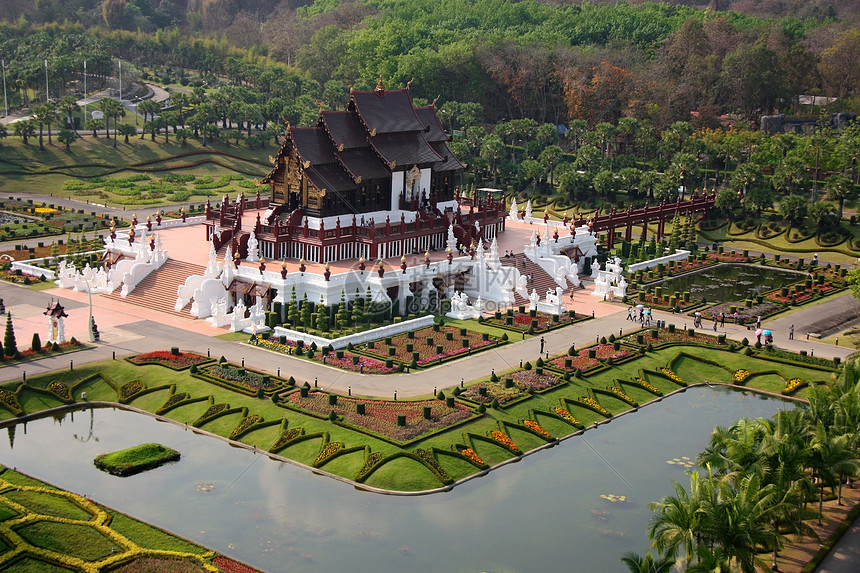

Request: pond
left=0, top=387, right=791, bottom=573
left=653, top=264, right=801, bottom=303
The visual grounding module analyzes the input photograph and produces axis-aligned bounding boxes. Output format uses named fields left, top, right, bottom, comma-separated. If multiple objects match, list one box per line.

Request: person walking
left=719, top=311, right=725, bottom=327
left=540, top=336, right=545, bottom=353
left=627, top=306, right=634, bottom=321
left=755, top=315, right=762, bottom=329
left=733, top=311, right=739, bottom=324
left=789, top=324, right=794, bottom=340
left=713, top=316, right=718, bottom=331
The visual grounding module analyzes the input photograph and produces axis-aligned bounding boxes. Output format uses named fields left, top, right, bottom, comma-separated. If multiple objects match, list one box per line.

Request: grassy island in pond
left=94, top=443, right=180, bottom=477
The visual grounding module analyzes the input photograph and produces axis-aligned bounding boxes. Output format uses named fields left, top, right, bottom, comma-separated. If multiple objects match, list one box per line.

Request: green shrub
left=524, top=361, right=532, bottom=370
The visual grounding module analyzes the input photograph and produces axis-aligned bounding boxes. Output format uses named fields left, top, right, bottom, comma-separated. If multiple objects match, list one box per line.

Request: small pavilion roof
left=414, top=106, right=448, bottom=143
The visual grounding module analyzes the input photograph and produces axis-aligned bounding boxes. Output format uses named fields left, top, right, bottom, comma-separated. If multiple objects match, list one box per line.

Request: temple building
left=203, top=79, right=506, bottom=264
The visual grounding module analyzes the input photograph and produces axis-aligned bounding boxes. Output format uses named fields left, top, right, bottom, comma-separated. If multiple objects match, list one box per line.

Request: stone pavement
left=1, top=275, right=855, bottom=398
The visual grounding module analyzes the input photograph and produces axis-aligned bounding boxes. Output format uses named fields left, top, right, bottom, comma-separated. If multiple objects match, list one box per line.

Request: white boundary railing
left=272, top=315, right=434, bottom=350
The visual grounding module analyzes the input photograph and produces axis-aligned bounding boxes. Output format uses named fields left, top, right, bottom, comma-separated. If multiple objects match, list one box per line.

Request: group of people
left=627, top=306, right=652, bottom=325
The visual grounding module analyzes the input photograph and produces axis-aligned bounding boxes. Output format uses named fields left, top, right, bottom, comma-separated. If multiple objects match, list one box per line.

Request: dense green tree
left=778, top=194, right=807, bottom=226
left=824, top=173, right=854, bottom=220
left=3, top=313, right=18, bottom=357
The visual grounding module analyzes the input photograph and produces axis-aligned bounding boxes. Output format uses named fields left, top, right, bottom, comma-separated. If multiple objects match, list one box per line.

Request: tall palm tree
left=648, top=473, right=706, bottom=568
left=620, top=551, right=674, bottom=573
left=57, top=96, right=80, bottom=134
left=31, top=103, right=53, bottom=151
left=824, top=173, right=854, bottom=220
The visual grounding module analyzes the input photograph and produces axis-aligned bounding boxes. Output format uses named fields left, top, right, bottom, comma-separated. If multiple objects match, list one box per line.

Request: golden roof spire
left=375, top=76, right=385, bottom=92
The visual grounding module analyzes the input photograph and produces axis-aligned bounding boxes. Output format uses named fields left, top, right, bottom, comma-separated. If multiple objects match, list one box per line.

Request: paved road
left=817, top=517, right=860, bottom=572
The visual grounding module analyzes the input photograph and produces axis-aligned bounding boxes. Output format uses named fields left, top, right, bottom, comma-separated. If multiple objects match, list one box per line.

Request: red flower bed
left=622, top=329, right=728, bottom=347
left=312, top=351, right=397, bottom=374
left=483, top=311, right=573, bottom=333
left=548, top=344, right=630, bottom=371
left=128, top=350, right=209, bottom=369
left=213, top=555, right=265, bottom=573
left=361, top=326, right=496, bottom=366
left=287, top=392, right=472, bottom=441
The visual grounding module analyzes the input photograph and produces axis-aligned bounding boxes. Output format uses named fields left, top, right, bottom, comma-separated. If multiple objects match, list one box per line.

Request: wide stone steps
left=499, top=252, right=572, bottom=307
left=101, top=259, right=207, bottom=319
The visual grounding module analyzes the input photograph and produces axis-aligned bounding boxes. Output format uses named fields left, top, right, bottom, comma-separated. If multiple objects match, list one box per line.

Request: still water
left=0, top=387, right=790, bottom=573
left=654, top=264, right=801, bottom=302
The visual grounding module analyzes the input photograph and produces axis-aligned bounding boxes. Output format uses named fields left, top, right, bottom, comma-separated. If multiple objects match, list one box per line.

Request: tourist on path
left=789, top=324, right=794, bottom=340
left=755, top=316, right=762, bottom=329
left=627, top=306, right=634, bottom=321
left=733, top=311, right=739, bottom=324
left=719, top=311, right=725, bottom=327
left=540, top=336, right=545, bottom=353
left=713, top=316, right=718, bottom=331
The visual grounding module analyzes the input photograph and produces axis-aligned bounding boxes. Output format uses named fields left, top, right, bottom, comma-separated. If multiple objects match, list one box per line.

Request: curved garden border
left=0, top=380, right=808, bottom=497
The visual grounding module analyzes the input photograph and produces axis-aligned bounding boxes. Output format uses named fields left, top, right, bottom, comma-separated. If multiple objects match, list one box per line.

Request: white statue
left=473, top=296, right=485, bottom=314
left=475, top=240, right=485, bottom=261
left=525, top=200, right=533, bottom=219
left=529, top=288, right=540, bottom=310
left=529, top=230, right=538, bottom=249
left=489, top=237, right=499, bottom=261
left=509, top=198, right=519, bottom=220
left=590, top=260, right=601, bottom=278
left=446, top=224, right=458, bottom=252
left=246, top=232, right=260, bottom=262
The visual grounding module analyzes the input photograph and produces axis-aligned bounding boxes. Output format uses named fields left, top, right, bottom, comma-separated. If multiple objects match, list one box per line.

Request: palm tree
left=84, top=118, right=104, bottom=138
left=648, top=474, right=705, bottom=568
left=668, top=152, right=700, bottom=200
left=57, top=128, right=76, bottom=152
left=808, top=423, right=858, bottom=522
left=117, top=123, right=137, bottom=144
left=620, top=551, right=674, bottom=573
left=14, top=118, right=36, bottom=145
left=98, top=98, right=124, bottom=149
left=57, top=96, right=80, bottom=134
left=824, top=173, right=854, bottom=220
left=171, top=92, right=190, bottom=127
left=137, top=99, right=160, bottom=138
left=31, top=103, right=52, bottom=151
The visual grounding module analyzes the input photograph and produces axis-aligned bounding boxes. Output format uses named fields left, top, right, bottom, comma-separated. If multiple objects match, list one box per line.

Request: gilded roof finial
left=375, top=76, right=385, bottom=92
left=431, top=94, right=440, bottom=107
left=406, top=77, right=414, bottom=88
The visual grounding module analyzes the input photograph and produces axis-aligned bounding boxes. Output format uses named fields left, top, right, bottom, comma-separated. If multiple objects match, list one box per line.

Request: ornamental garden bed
left=127, top=349, right=212, bottom=370
left=546, top=343, right=635, bottom=374
left=460, top=369, right=564, bottom=406
left=283, top=391, right=474, bottom=443
left=0, top=338, right=84, bottom=365
left=482, top=308, right=585, bottom=334
left=356, top=325, right=502, bottom=367
left=250, top=337, right=398, bottom=374
left=93, top=443, right=180, bottom=477
left=634, top=252, right=748, bottom=286
left=620, top=328, right=732, bottom=350
left=194, top=361, right=293, bottom=397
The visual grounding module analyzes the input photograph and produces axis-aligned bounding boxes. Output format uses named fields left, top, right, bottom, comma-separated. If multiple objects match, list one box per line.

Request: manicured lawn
left=108, top=512, right=209, bottom=555
left=94, top=443, right=180, bottom=477
left=0, top=342, right=839, bottom=492
left=16, top=521, right=116, bottom=561
left=0, top=467, right=244, bottom=571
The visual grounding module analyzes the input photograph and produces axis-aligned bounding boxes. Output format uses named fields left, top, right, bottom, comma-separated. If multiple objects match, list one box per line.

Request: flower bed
left=313, top=350, right=398, bottom=374
left=358, top=325, right=498, bottom=366
left=119, top=380, right=144, bottom=402
left=459, top=447, right=485, bottom=466
left=489, top=430, right=520, bottom=452
left=0, top=269, right=46, bottom=284
left=553, top=407, right=582, bottom=426
left=0, top=388, right=23, bottom=415
left=782, top=378, right=807, bottom=395
left=732, top=369, right=752, bottom=384
left=523, top=420, right=550, bottom=437
left=285, top=392, right=473, bottom=442
left=578, top=396, right=610, bottom=416
left=47, top=381, right=72, bottom=402
left=636, top=252, right=748, bottom=286
left=462, top=370, right=563, bottom=404
left=659, top=367, right=685, bottom=385
left=627, top=378, right=662, bottom=396
left=548, top=344, right=631, bottom=372
left=212, top=555, right=266, bottom=573
left=483, top=310, right=578, bottom=333
left=622, top=329, right=730, bottom=349
left=127, top=350, right=210, bottom=370
left=195, top=362, right=289, bottom=397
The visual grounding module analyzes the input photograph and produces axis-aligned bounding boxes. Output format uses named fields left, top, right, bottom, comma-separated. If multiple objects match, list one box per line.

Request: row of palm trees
left=626, top=359, right=860, bottom=572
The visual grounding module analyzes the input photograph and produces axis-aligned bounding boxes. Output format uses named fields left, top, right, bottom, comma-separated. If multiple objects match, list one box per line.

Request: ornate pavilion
left=203, top=79, right=506, bottom=264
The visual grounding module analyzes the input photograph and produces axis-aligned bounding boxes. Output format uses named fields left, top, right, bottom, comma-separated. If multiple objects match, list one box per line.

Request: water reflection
left=652, top=264, right=801, bottom=302
left=0, top=389, right=789, bottom=573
